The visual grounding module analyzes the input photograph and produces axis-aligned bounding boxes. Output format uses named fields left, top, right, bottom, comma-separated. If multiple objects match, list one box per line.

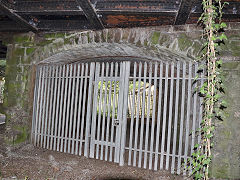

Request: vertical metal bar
left=189, top=63, right=198, bottom=175
left=56, top=65, right=65, bottom=151
left=154, top=61, right=163, bottom=171
left=33, top=66, right=41, bottom=145
left=90, top=62, right=100, bottom=158
left=96, top=63, right=105, bottom=159
left=31, top=67, right=38, bottom=143
left=72, top=64, right=80, bottom=154
left=84, top=62, right=95, bottom=157
left=46, top=65, right=55, bottom=149
left=60, top=65, right=69, bottom=152
left=160, top=62, right=169, bottom=169
left=33, top=66, right=40, bottom=145
left=64, top=64, right=73, bottom=153
left=138, top=62, right=147, bottom=168
left=43, top=66, right=52, bottom=148
left=36, top=65, right=43, bottom=147
left=143, top=62, right=153, bottom=169
left=109, top=62, right=118, bottom=162
left=52, top=65, right=60, bottom=150
left=171, top=61, right=180, bottom=173
left=149, top=62, right=158, bottom=170
left=183, top=62, right=192, bottom=175
left=40, top=66, right=48, bottom=148
left=105, top=62, right=114, bottom=161
left=100, top=63, right=109, bottom=160
left=38, top=66, right=45, bottom=147
left=166, top=62, right=175, bottom=170
left=50, top=65, right=59, bottom=150
left=128, top=62, right=137, bottom=165
left=120, top=61, right=130, bottom=166
left=75, top=64, right=85, bottom=155
left=67, top=64, right=77, bottom=153
left=177, top=62, right=187, bottom=175
left=115, top=62, right=124, bottom=163
left=79, top=63, right=89, bottom=155
left=133, top=62, right=142, bottom=167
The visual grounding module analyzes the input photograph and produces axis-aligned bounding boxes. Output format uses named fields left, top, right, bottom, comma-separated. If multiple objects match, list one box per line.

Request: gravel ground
left=0, top=125, right=186, bottom=180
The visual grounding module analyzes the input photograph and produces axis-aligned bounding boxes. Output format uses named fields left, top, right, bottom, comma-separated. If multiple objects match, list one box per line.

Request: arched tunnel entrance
left=31, top=57, right=204, bottom=176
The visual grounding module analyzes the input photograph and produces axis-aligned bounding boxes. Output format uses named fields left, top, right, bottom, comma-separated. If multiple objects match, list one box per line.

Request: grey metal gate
left=31, top=60, right=203, bottom=176
left=89, top=61, right=130, bottom=164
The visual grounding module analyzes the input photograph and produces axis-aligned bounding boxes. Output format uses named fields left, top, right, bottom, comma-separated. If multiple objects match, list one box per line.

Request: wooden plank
left=174, top=0, right=195, bottom=25
left=76, top=0, right=104, bottom=29
left=0, top=3, right=38, bottom=32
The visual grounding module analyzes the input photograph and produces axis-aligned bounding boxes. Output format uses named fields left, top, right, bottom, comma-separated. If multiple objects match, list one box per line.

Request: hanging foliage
left=186, top=0, right=228, bottom=179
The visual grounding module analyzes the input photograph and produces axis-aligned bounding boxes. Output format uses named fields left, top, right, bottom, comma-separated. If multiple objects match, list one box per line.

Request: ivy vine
left=186, top=0, right=228, bottom=179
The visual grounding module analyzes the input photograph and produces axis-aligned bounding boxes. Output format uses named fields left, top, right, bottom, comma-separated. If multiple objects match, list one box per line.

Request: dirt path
left=0, top=140, right=185, bottom=180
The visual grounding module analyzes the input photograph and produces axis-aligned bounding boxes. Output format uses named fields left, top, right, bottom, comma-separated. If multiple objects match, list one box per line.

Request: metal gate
left=31, top=60, right=203, bottom=175
left=89, top=61, right=130, bottom=164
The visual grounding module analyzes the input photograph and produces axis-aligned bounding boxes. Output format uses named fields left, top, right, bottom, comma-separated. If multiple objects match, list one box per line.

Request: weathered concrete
left=211, top=62, right=240, bottom=179
left=1, top=23, right=240, bottom=179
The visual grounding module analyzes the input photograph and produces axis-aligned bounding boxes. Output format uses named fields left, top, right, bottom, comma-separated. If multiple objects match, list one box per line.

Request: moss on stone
left=122, top=29, right=130, bottom=42
left=13, top=35, right=31, bottom=43
left=26, top=47, right=36, bottom=55
left=14, top=126, right=28, bottom=144
left=55, top=33, right=66, bottom=38
left=144, top=39, right=148, bottom=47
left=192, top=41, right=202, bottom=56
left=178, top=34, right=193, bottom=51
left=64, top=37, right=72, bottom=45
left=159, top=34, right=170, bottom=46
left=13, top=47, right=25, bottom=57
left=151, top=32, right=160, bottom=44
left=222, top=61, right=240, bottom=70
left=211, top=162, right=229, bottom=178
left=44, top=33, right=57, bottom=39
left=37, top=39, right=54, bottom=47
left=107, top=30, right=114, bottom=43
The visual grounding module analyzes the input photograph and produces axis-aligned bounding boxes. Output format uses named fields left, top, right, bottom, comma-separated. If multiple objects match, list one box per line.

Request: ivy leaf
left=220, top=22, right=227, bottom=28
left=219, top=33, right=227, bottom=40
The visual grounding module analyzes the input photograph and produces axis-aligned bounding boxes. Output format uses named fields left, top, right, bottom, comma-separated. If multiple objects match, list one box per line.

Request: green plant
left=186, top=0, right=228, bottom=179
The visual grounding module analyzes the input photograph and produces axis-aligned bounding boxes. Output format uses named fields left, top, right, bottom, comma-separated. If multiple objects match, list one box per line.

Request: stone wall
left=1, top=23, right=240, bottom=178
